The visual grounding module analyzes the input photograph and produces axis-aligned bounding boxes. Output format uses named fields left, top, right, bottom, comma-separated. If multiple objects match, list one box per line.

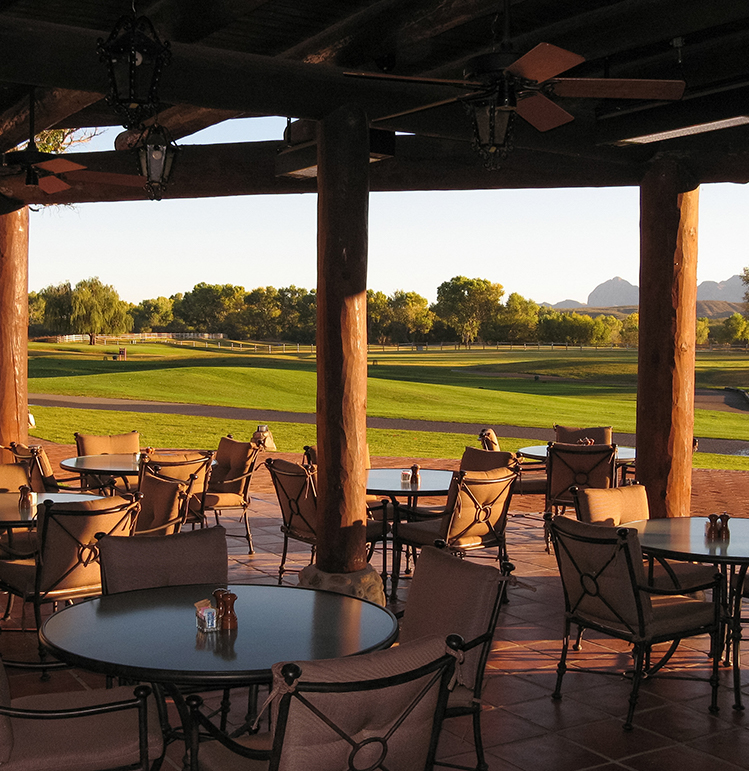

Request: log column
left=0, top=207, right=29, bottom=459
left=299, top=104, right=384, bottom=603
left=637, top=159, right=698, bottom=518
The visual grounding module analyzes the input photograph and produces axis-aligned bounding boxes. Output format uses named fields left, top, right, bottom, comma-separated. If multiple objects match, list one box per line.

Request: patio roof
left=1, top=1, right=749, bottom=206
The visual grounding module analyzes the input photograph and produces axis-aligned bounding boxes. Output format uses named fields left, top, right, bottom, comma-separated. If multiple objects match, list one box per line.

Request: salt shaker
left=410, top=464, right=420, bottom=485
left=213, top=588, right=229, bottom=625
left=18, top=485, right=33, bottom=517
left=707, top=513, right=719, bottom=540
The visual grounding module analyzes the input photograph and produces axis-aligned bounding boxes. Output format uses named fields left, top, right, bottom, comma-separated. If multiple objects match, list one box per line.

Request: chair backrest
left=546, top=442, right=617, bottom=509
left=478, top=428, right=500, bottom=451
left=139, top=451, right=212, bottom=495
left=75, top=431, right=140, bottom=456
left=460, top=445, right=517, bottom=472
left=36, top=496, right=139, bottom=599
left=267, top=635, right=457, bottom=771
left=573, top=484, right=649, bottom=526
left=99, top=526, right=228, bottom=594
left=441, top=469, right=516, bottom=549
left=554, top=425, right=613, bottom=445
left=0, top=463, right=29, bottom=493
left=135, top=465, right=191, bottom=536
left=3, top=443, right=57, bottom=493
left=265, top=458, right=318, bottom=539
left=209, top=437, right=260, bottom=498
left=400, top=546, right=510, bottom=695
left=547, top=515, right=652, bottom=638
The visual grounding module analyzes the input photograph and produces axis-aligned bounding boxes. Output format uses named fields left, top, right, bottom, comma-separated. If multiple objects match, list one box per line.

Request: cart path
left=28, top=392, right=749, bottom=456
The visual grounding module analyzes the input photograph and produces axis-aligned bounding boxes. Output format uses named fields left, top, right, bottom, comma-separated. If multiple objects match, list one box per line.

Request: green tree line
left=30, top=275, right=738, bottom=346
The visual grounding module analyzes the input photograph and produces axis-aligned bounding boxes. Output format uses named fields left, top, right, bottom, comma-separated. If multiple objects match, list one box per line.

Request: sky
left=27, top=116, right=749, bottom=307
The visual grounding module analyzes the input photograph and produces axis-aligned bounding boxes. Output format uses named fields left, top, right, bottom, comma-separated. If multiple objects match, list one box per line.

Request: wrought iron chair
left=265, top=458, right=385, bottom=584
left=392, top=468, right=517, bottom=597
left=134, top=462, right=196, bottom=537
left=186, top=634, right=463, bottom=771
left=0, top=659, right=165, bottom=771
left=3, top=442, right=82, bottom=493
left=0, top=495, right=139, bottom=660
left=189, top=437, right=261, bottom=553
left=74, top=430, right=141, bottom=493
left=553, top=424, right=613, bottom=444
left=545, top=441, right=617, bottom=516
left=477, top=429, right=546, bottom=495
left=399, top=546, right=514, bottom=771
left=546, top=514, right=723, bottom=730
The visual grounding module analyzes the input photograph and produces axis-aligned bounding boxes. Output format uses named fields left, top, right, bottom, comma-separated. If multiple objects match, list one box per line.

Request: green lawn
left=26, top=341, right=749, bottom=468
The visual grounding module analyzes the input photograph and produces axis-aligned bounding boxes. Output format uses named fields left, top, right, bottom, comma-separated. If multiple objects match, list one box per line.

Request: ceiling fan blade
left=506, top=43, right=585, bottom=83
left=344, top=70, right=482, bottom=89
left=35, top=158, right=87, bottom=174
left=516, top=93, right=575, bottom=132
left=550, top=78, right=686, bottom=100
left=63, top=170, right=147, bottom=188
left=37, top=175, right=72, bottom=194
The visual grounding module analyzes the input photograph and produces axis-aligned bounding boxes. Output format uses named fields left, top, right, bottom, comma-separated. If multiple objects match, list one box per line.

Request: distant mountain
left=587, top=277, right=639, bottom=307
left=697, top=274, right=744, bottom=301
left=551, top=299, right=586, bottom=309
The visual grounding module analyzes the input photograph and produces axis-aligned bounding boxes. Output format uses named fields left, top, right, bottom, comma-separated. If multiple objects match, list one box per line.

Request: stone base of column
left=298, top=563, right=386, bottom=606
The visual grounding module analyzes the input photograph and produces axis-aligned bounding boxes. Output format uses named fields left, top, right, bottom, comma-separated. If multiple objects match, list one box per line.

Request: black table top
left=628, top=517, right=749, bottom=565
left=40, top=583, right=399, bottom=686
left=366, top=468, right=453, bottom=497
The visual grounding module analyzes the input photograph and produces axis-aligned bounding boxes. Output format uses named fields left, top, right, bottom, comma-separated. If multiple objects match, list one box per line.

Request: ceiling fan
left=343, top=0, right=685, bottom=162
left=1, top=90, right=145, bottom=194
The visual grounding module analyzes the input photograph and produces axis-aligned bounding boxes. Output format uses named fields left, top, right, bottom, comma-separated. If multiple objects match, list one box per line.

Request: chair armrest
left=639, top=568, right=724, bottom=597
left=210, top=468, right=255, bottom=487
left=0, top=685, right=151, bottom=720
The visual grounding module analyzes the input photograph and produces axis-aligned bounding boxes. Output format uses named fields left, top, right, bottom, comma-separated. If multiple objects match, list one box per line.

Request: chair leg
left=573, top=626, right=584, bottom=651
left=624, top=644, right=646, bottom=730
left=2, top=592, right=13, bottom=621
left=471, top=707, right=488, bottom=771
left=278, top=535, right=290, bottom=585
left=552, top=620, right=571, bottom=700
left=241, top=507, right=254, bottom=555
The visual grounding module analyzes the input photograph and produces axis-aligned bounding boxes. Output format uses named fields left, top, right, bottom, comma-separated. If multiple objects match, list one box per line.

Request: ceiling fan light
left=98, top=12, right=171, bottom=130
left=468, top=99, right=514, bottom=168
left=137, top=124, right=177, bottom=200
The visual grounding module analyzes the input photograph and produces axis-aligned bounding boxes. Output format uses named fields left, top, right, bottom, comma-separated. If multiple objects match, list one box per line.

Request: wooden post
left=0, top=207, right=29, bottom=458
left=315, top=105, right=369, bottom=574
left=637, top=159, right=698, bottom=518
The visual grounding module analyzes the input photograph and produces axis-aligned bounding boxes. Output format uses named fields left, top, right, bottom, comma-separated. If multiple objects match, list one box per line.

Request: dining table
left=627, top=516, right=749, bottom=710
left=0, top=490, right=105, bottom=533
left=366, top=467, right=454, bottom=601
left=518, top=444, right=636, bottom=463
left=60, top=453, right=141, bottom=478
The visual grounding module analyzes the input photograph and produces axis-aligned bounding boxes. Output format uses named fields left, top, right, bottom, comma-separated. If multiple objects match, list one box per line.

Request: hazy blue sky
left=27, top=116, right=748, bottom=307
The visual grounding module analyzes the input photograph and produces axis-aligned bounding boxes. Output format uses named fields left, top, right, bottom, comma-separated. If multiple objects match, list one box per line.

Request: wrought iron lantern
left=138, top=124, right=177, bottom=200
left=97, top=10, right=171, bottom=130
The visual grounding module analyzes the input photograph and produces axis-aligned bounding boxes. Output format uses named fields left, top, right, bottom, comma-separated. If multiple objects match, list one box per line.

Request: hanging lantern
left=97, top=11, right=171, bottom=130
left=137, top=124, right=177, bottom=200
left=465, top=75, right=516, bottom=170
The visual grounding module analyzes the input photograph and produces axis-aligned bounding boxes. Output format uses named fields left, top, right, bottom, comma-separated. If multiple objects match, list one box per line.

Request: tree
left=277, top=286, right=316, bottom=343
left=389, top=290, right=433, bottom=342
left=722, top=312, right=748, bottom=344
left=40, top=281, right=73, bottom=334
left=433, top=276, right=504, bottom=345
left=131, top=296, right=174, bottom=332
left=742, top=267, right=749, bottom=310
left=69, top=277, right=132, bottom=343
left=488, top=292, right=539, bottom=342
left=620, top=312, right=639, bottom=347
left=175, top=283, right=246, bottom=332
left=695, top=317, right=710, bottom=345
left=367, top=290, right=392, bottom=345
left=240, top=286, right=282, bottom=339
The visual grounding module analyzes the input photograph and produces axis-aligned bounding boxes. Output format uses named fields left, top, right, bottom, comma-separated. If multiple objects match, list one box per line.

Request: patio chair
left=188, top=437, right=261, bottom=554
left=0, top=658, right=165, bottom=771
left=477, top=429, right=546, bottom=495
left=0, top=495, right=139, bottom=660
left=265, top=457, right=385, bottom=584
left=134, top=463, right=195, bottom=537
left=545, top=441, right=617, bottom=516
left=99, top=525, right=228, bottom=595
left=392, top=468, right=517, bottom=596
left=186, top=633, right=462, bottom=771
left=546, top=514, right=723, bottom=730
left=74, top=430, right=141, bottom=493
left=0, top=464, right=29, bottom=494
left=0, top=464, right=37, bottom=561
left=3, top=443, right=81, bottom=493
left=399, top=546, right=514, bottom=771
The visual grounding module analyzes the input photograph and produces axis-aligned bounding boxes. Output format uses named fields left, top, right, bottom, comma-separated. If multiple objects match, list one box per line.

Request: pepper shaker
left=222, top=592, right=238, bottom=630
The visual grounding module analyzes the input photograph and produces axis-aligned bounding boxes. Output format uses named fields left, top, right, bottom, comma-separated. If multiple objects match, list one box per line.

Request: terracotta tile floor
left=5, top=443, right=749, bottom=770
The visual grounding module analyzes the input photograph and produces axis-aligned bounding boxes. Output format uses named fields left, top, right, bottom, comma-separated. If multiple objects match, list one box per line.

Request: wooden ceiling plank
left=0, top=87, right=103, bottom=154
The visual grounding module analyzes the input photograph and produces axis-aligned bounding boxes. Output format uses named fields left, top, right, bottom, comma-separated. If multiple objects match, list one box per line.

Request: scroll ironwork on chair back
left=135, top=463, right=194, bottom=536
left=545, top=442, right=617, bottom=514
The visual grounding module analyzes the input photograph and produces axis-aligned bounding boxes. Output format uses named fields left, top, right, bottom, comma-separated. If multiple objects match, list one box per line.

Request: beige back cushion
left=554, top=425, right=613, bottom=444
left=0, top=463, right=29, bottom=493
left=99, top=526, right=228, bottom=594
left=400, top=547, right=502, bottom=689
left=270, top=635, right=447, bottom=771
left=75, top=431, right=140, bottom=456
left=576, top=485, right=649, bottom=526
left=210, top=437, right=257, bottom=494
left=460, top=446, right=517, bottom=472
left=135, top=472, right=186, bottom=534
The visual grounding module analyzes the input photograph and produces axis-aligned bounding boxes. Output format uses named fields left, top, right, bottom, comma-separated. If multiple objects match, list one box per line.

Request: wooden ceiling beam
left=0, top=87, right=103, bottom=154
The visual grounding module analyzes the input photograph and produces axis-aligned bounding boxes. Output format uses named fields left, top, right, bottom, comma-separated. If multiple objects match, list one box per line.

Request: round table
left=518, top=444, right=636, bottom=463
left=628, top=516, right=749, bottom=710
left=0, top=491, right=105, bottom=527
left=60, top=454, right=140, bottom=477
left=367, top=468, right=454, bottom=600
left=40, top=583, right=399, bottom=687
